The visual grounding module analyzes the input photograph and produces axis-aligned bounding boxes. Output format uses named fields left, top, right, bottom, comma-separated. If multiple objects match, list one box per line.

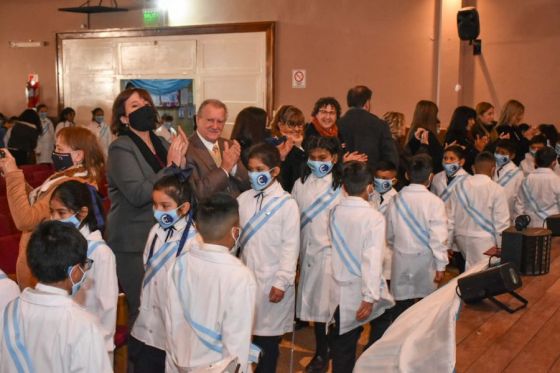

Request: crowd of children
left=1, top=111, right=560, bottom=373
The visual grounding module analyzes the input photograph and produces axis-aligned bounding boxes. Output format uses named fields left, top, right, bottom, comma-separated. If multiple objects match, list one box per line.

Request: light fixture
left=59, top=0, right=128, bottom=14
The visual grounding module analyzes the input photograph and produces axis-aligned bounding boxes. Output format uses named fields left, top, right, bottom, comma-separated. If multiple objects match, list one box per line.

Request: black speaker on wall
left=457, top=7, right=480, bottom=40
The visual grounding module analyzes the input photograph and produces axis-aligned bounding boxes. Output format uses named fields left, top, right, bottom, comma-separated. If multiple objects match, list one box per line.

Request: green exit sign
left=143, top=9, right=162, bottom=26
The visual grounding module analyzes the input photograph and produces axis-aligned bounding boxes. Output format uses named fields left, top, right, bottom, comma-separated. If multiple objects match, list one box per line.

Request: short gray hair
left=197, top=99, right=228, bottom=118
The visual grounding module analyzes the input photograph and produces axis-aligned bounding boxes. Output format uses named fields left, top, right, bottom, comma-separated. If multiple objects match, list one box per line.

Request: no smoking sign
left=292, top=69, right=306, bottom=89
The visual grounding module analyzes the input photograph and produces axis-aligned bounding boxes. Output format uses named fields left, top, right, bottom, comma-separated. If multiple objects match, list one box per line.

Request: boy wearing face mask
left=236, top=143, right=300, bottom=373
left=430, top=145, right=470, bottom=203
left=447, top=152, right=510, bottom=269
left=0, top=221, right=111, bottom=373
left=130, top=174, right=197, bottom=373
left=165, top=193, right=258, bottom=373
left=519, top=135, right=547, bottom=176
left=370, top=161, right=398, bottom=214
left=492, top=139, right=524, bottom=223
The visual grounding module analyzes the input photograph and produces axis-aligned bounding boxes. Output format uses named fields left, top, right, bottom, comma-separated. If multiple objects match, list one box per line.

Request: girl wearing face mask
left=291, top=135, right=343, bottom=373
left=107, top=88, right=189, bottom=327
left=0, top=126, right=104, bottom=289
left=55, top=107, right=76, bottom=136
left=129, top=172, right=197, bottom=373
left=236, top=143, right=300, bottom=373
left=49, top=180, right=118, bottom=361
left=430, top=145, right=470, bottom=203
left=82, top=107, right=113, bottom=157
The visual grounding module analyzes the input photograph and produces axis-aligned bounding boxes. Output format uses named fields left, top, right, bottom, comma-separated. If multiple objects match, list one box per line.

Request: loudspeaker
left=457, top=7, right=480, bottom=41
left=501, top=227, right=552, bottom=275
left=546, top=214, right=560, bottom=236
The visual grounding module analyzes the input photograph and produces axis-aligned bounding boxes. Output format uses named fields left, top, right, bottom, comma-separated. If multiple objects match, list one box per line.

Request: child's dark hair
left=375, top=160, right=397, bottom=173
left=408, top=154, right=433, bottom=184
left=343, top=161, right=373, bottom=196
left=535, top=147, right=557, bottom=168
left=27, top=221, right=87, bottom=283
left=154, top=172, right=194, bottom=208
left=529, top=134, right=547, bottom=147
left=51, top=180, right=105, bottom=232
left=495, top=139, right=517, bottom=156
left=196, top=193, right=238, bottom=242
left=444, top=145, right=466, bottom=160
left=475, top=151, right=496, bottom=166
left=301, top=135, right=343, bottom=189
left=538, top=124, right=558, bottom=146
left=246, top=142, right=281, bottom=169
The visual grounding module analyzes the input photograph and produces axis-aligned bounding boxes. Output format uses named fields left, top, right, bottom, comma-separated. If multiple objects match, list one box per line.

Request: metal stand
left=488, top=291, right=528, bottom=314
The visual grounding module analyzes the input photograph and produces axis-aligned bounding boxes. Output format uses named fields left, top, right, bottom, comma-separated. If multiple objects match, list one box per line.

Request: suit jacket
left=186, top=132, right=250, bottom=200
left=338, top=108, right=399, bottom=171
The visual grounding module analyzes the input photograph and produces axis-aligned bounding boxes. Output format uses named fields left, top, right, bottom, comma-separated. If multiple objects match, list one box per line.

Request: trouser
left=314, top=322, right=329, bottom=359
left=114, top=252, right=144, bottom=328
left=391, top=299, right=418, bottom=321
left=253, top=335, right=282, bottom=373
left=128, top=336, right=165, bottom=373
left=327, top=307, right=363, bottom=373
left=367, top=279, right=394, bottom=347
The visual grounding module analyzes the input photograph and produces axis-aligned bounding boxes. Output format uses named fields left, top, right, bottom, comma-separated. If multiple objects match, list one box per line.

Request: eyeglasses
left=318, top=109, right=337, bottom=116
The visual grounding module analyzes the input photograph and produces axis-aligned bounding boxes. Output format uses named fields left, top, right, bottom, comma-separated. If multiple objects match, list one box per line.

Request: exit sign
left=143, top=8, right=162, bottom=26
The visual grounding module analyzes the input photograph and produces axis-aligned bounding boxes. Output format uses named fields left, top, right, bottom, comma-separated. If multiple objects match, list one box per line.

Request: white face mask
left=230, top=227, right=241, bottom=254
left=68, top=265, right=87, bottom=296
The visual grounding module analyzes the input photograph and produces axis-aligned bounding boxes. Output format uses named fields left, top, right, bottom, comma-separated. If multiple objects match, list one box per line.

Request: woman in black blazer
left=405, top=100, right=444, bottom=173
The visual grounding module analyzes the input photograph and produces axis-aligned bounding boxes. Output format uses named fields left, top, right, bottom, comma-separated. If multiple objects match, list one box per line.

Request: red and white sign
left=292, top=69, right=306, bottom=89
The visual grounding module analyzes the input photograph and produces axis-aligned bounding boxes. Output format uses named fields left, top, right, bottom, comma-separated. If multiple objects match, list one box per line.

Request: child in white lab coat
left=447, top=152, right=510, bottom=269
left=0, top=269, right=19, bottom=312
left=165, top=193, right=258, bottom=373
left=292, top=135, right=343, bottom=372
left=430, top=145, right=470, bottom=203
left=493, top=139, right=524, bottom=221
left=237, top=143, right=300, bottom=373
left=49, top=180, right=118, bottom=357
left=369, top=160, right=398, bottom=214
left=130, top=172, right=197, bottom=373
left=386, top=154, right=449, bottom=318
left=520, top=135, right=547, bottom=176
left=516, top=147, right=560, bottom=227
left=35, top=104, right=55, bottom=164
left=82, top=108, right=113, bottom=157
left=327, top=161, right=394, bottom=373
left=0, top=221, right=111, bottom=373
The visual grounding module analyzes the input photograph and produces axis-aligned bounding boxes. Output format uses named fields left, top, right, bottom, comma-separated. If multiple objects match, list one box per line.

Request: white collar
left=533, top=167, right=556, bottom=175
left=35, top=283, right=69, bottom=296
left=197, top=131, right=218, bottom=153
left=340, top=195, right=370, bottom=207
left=405, top=183, right=429, bottom=191
left=251, top=180, right=284, bottom=198
left=201, top=243, right=231, bottom=253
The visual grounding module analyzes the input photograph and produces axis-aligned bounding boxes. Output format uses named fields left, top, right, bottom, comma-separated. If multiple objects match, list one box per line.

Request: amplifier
left=501, top=227, right=552, bottom=275
left=546, top=214, right=560, bottom=236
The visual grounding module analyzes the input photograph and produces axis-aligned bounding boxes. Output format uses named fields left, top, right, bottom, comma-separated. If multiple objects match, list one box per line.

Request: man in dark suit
left=186, top=99, right=250, bottom=199
left=338, top=85, right=399, bottom=171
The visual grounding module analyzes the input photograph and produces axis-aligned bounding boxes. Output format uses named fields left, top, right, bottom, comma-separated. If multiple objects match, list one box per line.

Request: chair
left=0, top=233, right=21, bottom=275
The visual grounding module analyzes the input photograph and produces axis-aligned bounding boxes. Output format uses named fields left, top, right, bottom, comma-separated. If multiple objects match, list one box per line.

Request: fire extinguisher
left=26, top=76, right=40, bottom=108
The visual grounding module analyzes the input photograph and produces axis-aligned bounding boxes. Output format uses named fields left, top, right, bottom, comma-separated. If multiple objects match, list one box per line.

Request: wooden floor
left=456, top=237, right=560, bottom=373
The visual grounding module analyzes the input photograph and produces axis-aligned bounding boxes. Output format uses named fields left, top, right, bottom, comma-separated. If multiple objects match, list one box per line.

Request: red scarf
left=312, top=117, right=338, bottom=138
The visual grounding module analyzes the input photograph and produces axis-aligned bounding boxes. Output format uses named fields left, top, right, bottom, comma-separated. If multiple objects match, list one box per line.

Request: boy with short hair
left=0, top=221, right=111, bottom=373
left=370, top=160, right=398, bottom=214
left=493, top=139, right=524, bottom=221
left=430, top=145, right=470, bottom=203
left=165, top=193, right=258, bottom=373
left=328, top=161, right=394, bottom=373
left=520, top=135, right=547, bottom=176
left=447, top=152, right=510, bottom=269
left=385, top=154, right=449, bottom=317
left=516, top=147, right=560, bottom=227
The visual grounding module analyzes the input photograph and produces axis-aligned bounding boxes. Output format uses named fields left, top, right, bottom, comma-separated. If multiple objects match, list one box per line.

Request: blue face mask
left=67, top=265, right=87, bottom=296
left=443, top=162, right=461, bottom=176
left=39, top=112, right=48, bottom=120
left=307, top=160, right=333, bottom=178
left=153, top=207, right=182, bottom=229
left=60, top=214, right=81, bottom=229
left=494, top=153, right=510, bottom=167
left=374, top=177, right=393, bottom=194
left=249, top=170, right=273, bottom=191
left=94, top=115, right=104, bottom=124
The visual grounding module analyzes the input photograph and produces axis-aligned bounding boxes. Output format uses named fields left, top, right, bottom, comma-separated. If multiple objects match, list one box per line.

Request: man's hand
left=356, top=301, right=374, bottom=321
left=221, top=140, right=241, bottom=173
left=269, top=286, right=285, bottom=303
left=474, top=134, right=489, bottom=152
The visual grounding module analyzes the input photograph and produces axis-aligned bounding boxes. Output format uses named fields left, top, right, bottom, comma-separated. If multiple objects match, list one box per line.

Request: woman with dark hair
left=106, top=87, right=189, bottom=325
left=7, top=108, right=42, bottom=165
left=405, top=100, right=444, bottom=173
left=231, top=106, right=269, bottom=151
left=55, top=107, right=76, bottom=135
left=444, top=106, right=478, bottom=174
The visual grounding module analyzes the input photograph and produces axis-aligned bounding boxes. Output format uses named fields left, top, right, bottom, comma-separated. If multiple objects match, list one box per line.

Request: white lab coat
left=520, top=152, right=536, bottom=176
left=82, top=121, right=114, bottom=157
left=369, top=188, right=397, bottom=281
left=386, top=184, right=449, bottom=301
left=73, top=227, right=118, bottom=352
left=0, top=284, right=111, bottom=373
left=292, top=173, right=342, bottom=322
left=0, top=269, right=19, bottom=312
left=515, top=168, right=560, bottom=228
left=328, top=197, right=395, bottom=334
left=132, top=217, right=197, bottom=350
left=447, top=174, right=510, bottom=269
left=237, top=181, right=299, bottom=336
left=430, top=168, right=469, bottom=203
left=35, top=117, right=54, bottom=163
left=165, top=242, right=257, bottom=373
left=493, top=161, right=523, bottom=222
left=55, top=120, right=74, bottom=135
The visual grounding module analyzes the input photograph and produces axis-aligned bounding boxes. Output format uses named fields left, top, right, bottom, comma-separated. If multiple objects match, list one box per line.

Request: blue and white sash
left=498, top=168, right=521, bottom=187
left=143, top=240, right=180, bottom=288
left=239, top=195, right=291, bottom=249
left=99, top=124, right=109, bottom=139
left=521, top=180, right=551, bottom=220
left=175, top=259, right=261, bottom=363
left=440, top=175, right=467, bottom=202
left=3, top=298, right=35, bottom=373
left=395, top=196, right=430, bottom=248
left=300, top=187, right=341, bottom=229
left=329, top=208, right=360, bottom=276
left=87, top=240, right=105, bottom=257
left=456, top=180, right=495, bottom=236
